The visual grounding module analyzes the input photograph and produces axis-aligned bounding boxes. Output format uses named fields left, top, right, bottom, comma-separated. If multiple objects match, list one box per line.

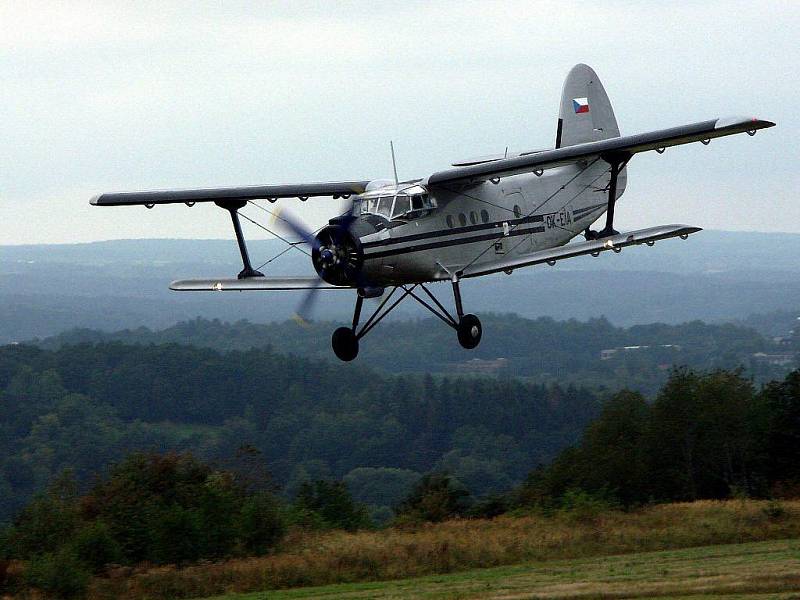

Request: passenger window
left=469, top=211, right=478, bottom=225
left=446, top=215, right=454, bottom=228
left=513, top=205, right=522, bottom=219
left=481, top=209, right=490, bottom=223
left=458, top=213, right=467, bottom=227
left=393, top=195, right=411, bottom=218
left=377, top=196, right=393, bottom=217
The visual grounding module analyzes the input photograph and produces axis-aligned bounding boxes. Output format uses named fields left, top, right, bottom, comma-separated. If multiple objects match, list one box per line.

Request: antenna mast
left=390, top=141, right=399, bottom=186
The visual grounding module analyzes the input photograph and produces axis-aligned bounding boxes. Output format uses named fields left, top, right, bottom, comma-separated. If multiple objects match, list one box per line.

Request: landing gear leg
left=330, top=280, right=482, bottom=361
left=332, top=294, right=362, bottom=361
left=452, top=277, right=482, bottom=349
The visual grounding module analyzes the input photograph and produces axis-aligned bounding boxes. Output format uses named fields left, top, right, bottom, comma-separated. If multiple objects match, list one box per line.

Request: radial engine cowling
left=311, top=225, right=363, bottom=287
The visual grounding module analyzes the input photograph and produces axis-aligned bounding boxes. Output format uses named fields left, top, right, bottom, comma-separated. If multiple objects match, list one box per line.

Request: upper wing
left=170, top=276, right=351, bottom=291
left=91, top=181, right=371, bottom=206
left=427, top=116, right=774, bottom=187
left=457, top=224, right=701, bottom=279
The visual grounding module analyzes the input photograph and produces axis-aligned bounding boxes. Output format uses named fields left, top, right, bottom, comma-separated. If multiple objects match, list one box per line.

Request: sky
left=1, top=0, right=798, bottom=245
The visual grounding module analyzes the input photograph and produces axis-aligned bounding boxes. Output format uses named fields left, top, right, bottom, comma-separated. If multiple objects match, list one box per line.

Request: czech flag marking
left=573, top=97, right=589, bottom=114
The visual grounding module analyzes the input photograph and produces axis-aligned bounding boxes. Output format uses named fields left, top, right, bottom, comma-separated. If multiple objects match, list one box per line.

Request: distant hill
left=2, top=231, right=800, bottom=343
left=37, top=315, right=799, bottom=395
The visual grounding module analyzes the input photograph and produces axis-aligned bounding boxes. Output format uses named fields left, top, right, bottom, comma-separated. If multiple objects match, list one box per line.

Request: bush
left=238, top=492, right=286, bottom=555
left=71, top=521, right=123, bottom=573
left=558, top=489, right=620, bottom=523
left=466, top=494, right=510, bottom=519
left=25, top=548, right=90, bottom=599
left=762, top=500, right=787, bottom=522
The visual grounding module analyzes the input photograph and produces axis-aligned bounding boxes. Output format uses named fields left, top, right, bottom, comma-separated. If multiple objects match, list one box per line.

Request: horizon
left=5, top=227, right=800, bottom=248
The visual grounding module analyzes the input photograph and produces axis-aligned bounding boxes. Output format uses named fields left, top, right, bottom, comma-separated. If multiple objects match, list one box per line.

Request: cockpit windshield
left=359, top=185, right=436, bottom=221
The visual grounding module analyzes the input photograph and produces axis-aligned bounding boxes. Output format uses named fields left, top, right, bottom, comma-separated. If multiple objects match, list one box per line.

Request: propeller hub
left=319, top=247, right=336, bottom=266
left=312, top=224, right=363, bottom=287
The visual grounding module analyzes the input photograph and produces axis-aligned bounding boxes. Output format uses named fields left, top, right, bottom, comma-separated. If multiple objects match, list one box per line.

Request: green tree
left=394, top=473, right=471, bottom=523
left=293, top=480, right=371, bottom=531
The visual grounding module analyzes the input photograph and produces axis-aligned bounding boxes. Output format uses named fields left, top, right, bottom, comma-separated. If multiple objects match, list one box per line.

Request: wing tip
left=715, top=116, right=776, bottom=130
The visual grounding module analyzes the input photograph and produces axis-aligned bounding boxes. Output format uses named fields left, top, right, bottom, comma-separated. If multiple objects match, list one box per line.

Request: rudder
left=556, top=64, right=620, bottom=148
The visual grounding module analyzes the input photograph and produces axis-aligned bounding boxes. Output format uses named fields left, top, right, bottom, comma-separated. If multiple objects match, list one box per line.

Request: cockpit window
left=392, top=195, right=411, bottom=219
left=361, top=188, right=435, bottom=221
left=377, top=196, right=393, bottom=217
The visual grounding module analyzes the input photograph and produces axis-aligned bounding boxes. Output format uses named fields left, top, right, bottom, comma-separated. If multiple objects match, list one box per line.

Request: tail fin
left=556, top=64, right=620, bottom=148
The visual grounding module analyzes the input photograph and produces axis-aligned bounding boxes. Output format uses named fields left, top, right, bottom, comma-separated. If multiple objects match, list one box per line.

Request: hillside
left=36, top=315, right=799, bottom=393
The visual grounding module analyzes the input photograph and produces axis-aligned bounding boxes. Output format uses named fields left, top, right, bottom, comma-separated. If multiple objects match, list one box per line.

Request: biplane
left=92, top=64, right=774, bottom=361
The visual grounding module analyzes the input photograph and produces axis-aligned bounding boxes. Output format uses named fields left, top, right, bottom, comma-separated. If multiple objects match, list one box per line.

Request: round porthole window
left=513, top=205, right=522, bottom=219
left=469, top=211, right=478, bottom=225
left=459, top=213, right=467, bottom=226
left=481, top=209, right=490, bottom=223
left=446, top=215, right=454, bottom=228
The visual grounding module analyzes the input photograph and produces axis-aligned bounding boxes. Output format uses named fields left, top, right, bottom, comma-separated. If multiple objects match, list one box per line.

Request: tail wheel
left=332, top=327, right=359, bottom=361
left=457, top=314, right=482, bottom=349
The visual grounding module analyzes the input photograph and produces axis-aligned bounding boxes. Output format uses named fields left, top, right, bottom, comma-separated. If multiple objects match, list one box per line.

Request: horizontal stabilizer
left=170, top=276, right=352, bottom=292
left=427, top=116, right=774, bottom=187
left=459, top=224, right=702, bottom=279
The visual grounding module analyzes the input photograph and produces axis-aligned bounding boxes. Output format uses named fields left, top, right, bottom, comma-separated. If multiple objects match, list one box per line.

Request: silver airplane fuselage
left=340, top=161, right=625, bottom=286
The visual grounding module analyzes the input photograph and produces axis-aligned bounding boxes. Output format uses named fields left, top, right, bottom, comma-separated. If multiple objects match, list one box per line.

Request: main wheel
left=457, top=314, right=482, bottom=349
left=332, top=327, right=359, bottom=361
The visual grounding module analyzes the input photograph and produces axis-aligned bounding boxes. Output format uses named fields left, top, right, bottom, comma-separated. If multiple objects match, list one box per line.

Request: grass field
left=204, top=539, right=800, bottom=600
left=82, top=501, right=800, bottom=600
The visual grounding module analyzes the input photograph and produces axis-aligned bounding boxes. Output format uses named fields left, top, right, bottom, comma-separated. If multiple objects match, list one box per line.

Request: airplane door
left=504, top=191, right=536, bottom=254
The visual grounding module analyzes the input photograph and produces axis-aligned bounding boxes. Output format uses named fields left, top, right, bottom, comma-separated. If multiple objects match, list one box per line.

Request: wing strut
left=215, top=200, right=264, bottom=279
left=593, top=151, right=632, bottom=240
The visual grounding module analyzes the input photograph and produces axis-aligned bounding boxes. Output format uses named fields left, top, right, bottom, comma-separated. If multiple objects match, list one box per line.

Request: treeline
left=0, top=340, right=599, bottom=524
left=37, top=315, right=797, bottom=392
left=518, top=368, right=800, bottom=508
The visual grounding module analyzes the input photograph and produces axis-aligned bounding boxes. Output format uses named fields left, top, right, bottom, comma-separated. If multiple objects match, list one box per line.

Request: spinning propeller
left=272, top=202, right=364, bottom=324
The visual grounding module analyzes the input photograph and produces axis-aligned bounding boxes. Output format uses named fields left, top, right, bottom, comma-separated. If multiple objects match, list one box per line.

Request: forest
left=0, top=335, right=600, bottom=525
left=36, top=315, right=799, bottom=392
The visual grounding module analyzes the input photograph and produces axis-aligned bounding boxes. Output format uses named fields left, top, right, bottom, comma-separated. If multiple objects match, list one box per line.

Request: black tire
left=457, top=314, right=482, bottom=349
left=332, top=327, right=359, bottom=361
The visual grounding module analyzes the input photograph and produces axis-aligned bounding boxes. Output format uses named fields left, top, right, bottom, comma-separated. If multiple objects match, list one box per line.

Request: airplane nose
left=311, top=224, right=363, bottom=286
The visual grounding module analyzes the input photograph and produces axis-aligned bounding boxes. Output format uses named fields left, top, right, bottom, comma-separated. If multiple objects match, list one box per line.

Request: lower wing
left=458, top=224, right=701, bottom=279
left=170, top=276, right=351, bottom=291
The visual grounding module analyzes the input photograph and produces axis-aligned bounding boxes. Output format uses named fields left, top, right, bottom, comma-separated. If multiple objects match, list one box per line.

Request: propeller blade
left=292, top=286, right=320, bottom=327
left=272, top=208, right=320, bottom=250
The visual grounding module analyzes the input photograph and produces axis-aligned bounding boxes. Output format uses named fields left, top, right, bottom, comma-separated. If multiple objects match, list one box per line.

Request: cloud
left=0, top=1, right=797, bottom=244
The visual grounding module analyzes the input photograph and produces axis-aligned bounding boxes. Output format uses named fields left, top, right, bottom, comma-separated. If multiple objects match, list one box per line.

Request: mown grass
left=83, top=500, right=800, bottom=600
left=204, top=538, right=800, bottom=599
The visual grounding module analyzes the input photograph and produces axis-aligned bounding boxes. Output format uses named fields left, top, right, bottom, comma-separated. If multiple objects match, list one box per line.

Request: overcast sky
left=1, top=0, right=798, bottom=245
